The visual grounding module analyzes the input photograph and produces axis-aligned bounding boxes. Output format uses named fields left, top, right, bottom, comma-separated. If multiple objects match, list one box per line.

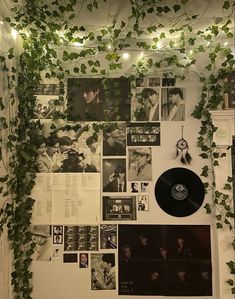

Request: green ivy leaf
left=226, top=261, right=235, bottom=274
left=159, top=32, right=166, bottom=39
left=81, top=64, right=87, bottom=74
left=205, top=64, right=212, bottom=71
left=173, top=4, right=181, bottom=12
left=0, top=97, right=5, bottom=111
left=224, top=183, right=232, bottom=190
left=227, top=176, right=233, bottom=182
left=163, top=6, right=171, bottom=13
left=73, top=67, right=79, bottom=73
left=216, top=222, right=223, bottom=229
left=223, top=1, right=230, bottom=9
left=199, top=153, right=209, bottom=159
left=204, top=203, right=211, bottom=214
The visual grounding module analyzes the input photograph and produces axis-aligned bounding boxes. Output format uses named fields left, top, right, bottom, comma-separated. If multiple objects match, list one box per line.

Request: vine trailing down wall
left=0, top=0, right=234, bottom=298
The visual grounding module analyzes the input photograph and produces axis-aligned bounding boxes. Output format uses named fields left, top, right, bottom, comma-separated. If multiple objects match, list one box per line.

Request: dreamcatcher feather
left=175, top=125, right=192, bottom=164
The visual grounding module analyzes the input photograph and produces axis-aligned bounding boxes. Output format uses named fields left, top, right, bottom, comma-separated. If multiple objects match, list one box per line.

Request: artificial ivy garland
left=0, top=0, right=234, bottom=298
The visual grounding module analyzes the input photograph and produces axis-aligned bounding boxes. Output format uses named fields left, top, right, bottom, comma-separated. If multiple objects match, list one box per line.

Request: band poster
left=31, top=77, right=213, bottom=298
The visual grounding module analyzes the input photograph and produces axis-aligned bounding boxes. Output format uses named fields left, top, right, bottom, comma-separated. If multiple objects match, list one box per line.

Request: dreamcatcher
left=175, top=125, right=192, bottom=164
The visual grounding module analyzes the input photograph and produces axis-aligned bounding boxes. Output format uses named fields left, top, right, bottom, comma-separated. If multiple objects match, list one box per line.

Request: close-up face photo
left=83, top=90, right=99, bottom=104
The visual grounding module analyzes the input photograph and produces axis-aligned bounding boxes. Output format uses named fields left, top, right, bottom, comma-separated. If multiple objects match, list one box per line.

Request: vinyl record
left=155, top=167, right=205, bottom=217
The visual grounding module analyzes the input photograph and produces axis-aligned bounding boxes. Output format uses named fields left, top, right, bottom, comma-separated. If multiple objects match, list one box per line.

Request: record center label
left=171, top=184, right=188, bottom=201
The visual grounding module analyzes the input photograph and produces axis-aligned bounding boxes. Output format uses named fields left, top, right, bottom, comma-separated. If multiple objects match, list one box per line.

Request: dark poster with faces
left=67, top=78, right=131, bottom=121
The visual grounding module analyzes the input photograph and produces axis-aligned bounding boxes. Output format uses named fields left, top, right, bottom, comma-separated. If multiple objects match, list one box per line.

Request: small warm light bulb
left=74, top=42, right=82, bottom=47
left=0, top=21, right=3, bottom=25
left=11, top=28, right=17, bottom=39
left=140, top=51, right=144, bottom=58
left=189, top=50, right=193, bottom=54
left=224, top=41, right=228, bottom=46
left=122, top=52, right=130, bottom=59
left=207, top=41, right=210, bottom=46
left=107, top=44, right=112, bottom=49
left=156, top=42, right=162, bottom=50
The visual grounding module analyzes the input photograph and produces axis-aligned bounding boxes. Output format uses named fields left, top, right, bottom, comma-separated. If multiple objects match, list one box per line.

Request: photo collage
left=31, top=77, right=213, bottom=296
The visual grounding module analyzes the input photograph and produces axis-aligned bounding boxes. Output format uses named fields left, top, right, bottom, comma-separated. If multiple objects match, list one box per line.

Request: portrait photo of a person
left=103, top=124, right=126, bottom=156
left=67, top=79, right=104, bottom=121
left=103, top=165, right=126, bottom=192
left=31, top=225, right=52, bottom=261
left=91, top=253, right=116, bottom=290
left=68, top=78, right=131, bottom=121
left=128, top=148, right=152, bottom=181
left=79, top=253, right=89, bottom=268
left=161, top=87, right=185, bottom=121
left=132, top=88, right=160, bottom=121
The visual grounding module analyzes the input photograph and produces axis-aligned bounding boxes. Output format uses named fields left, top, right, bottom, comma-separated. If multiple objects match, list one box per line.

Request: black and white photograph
left=79, top=253, right=89, bottom=268
left=64, top=226, right=98, bottom=251
left=128, top=148, right=152, bottom=181
left=91, top=253, right=116, bottom=290
left=30, top=225, right=52, bottom=261
left=136, top=77, right=147, bottom=87
left=35, top=124, right=101, bottom=173
left=103, top=123, right=126, bottom=156
left=103, top=159, right=127, bottom=192
left=132, top=87, right=160, bottom=121
left=130, top=182, right=139, bottom=193
left=137, top=195, right=149, bottom=211
left=67, top=78, right=131, bottom=121
left=53, top=225, right=63, bottom=235
left=127, top=122, right=160, bottom=146
left=35, top=84, right=60, bottom=95
left=52, top=248, right=62, bottom=259
left=162, top=77, right=176, bottom=87
left=141, top=182, right=149, bottom=193
left=33, top=96, right=64, bottom=119
left=161, top=87, right=185, bottom=121
left=148, top=77, right=161, bottom=87
left=100, top=224, right=117, bottom=249
left=102, top=196, right=137, bottom=221
left=63, top=253, right=78, bottom=263
left=118, top=225, right=212, bottom=296
left=53, top=235, right=63, bottom=244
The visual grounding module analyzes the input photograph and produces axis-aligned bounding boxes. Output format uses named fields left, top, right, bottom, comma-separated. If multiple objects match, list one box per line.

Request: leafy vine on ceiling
left=0, top=0, right=234, bottom=298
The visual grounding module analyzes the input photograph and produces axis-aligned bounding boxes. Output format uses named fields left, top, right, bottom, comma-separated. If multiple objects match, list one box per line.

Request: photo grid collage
left=31, top=77, right=212, bottom=296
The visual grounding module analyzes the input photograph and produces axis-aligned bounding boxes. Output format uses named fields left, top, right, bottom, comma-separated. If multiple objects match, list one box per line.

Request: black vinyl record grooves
left=155, top=167, right=205, bottom=217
